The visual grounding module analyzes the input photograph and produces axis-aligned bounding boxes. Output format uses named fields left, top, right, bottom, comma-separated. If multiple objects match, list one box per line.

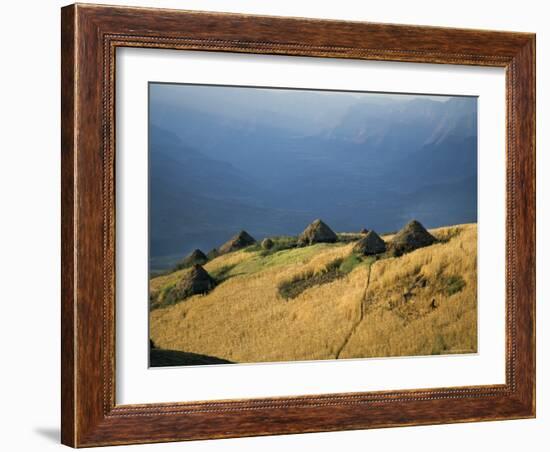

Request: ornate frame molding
left=61, top=4, right=535, bottom=447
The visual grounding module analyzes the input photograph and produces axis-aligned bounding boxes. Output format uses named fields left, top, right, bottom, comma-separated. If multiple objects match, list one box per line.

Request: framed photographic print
left=61, top=3, right=536, bottom=447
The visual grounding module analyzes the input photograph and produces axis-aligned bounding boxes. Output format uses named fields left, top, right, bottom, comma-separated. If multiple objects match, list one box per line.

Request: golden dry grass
left=149, top=224, right=477, bottom=363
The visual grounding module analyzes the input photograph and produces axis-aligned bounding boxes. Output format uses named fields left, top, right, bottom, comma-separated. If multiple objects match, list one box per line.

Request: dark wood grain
left=61, top=3, right=536, bottom=447
left=60, top=5, right=76, bottom=446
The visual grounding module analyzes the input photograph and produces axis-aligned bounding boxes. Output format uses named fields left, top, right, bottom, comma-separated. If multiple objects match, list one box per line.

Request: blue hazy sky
left=149, top=83, right=477, bottom=270
left=150, top=83, right=455, bottom=138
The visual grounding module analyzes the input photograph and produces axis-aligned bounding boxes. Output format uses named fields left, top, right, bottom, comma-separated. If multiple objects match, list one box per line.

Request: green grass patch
left=278, top=268, right=341, bottom=300
left=245, top=236, right=298, bottom=256
left=338, top=254, right=363, bottom=274
left=209, top=264, right=238, bottom=283
left=445, top=275, right=466, bottom=296
left=243, top=243, right=262, bottom=253
left=160, top=284, right=181, bottom=308
left=278, top=253, right=369, bottom=300
left=230, top=243, right=339, bottom=277
left=150, top=282, right=177, bottom=310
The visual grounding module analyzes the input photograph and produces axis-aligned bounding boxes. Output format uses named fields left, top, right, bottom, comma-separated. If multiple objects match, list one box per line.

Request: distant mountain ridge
left=149, top=89, right=477, bottom=270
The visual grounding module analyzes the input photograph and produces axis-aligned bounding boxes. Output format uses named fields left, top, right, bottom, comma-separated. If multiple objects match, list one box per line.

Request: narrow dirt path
left=335, top=261, right=374, bottom=359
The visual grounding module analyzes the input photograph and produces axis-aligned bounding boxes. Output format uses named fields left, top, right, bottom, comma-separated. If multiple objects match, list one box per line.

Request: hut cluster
left=294, top=218, right=436, bottom=258
left=169, top=219, right=435, bottom=303
left=170, top=230, right=258, bottom=301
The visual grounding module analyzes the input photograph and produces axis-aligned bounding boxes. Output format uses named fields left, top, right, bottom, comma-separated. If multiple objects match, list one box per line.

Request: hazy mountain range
left=149, top=84, right=477, bottom=270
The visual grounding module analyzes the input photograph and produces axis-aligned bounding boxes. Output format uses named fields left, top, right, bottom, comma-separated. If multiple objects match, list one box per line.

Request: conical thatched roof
left=170, top=264, right=215, bottom=302
left=297, top=219, right=338, bottom=246
left=175, top=248, right=208, bottom=270
left=218, top=230, right=256, bottom=254
left=353, top=230, right=386, bottom=255
left=389, top=220, right=436, bottom=255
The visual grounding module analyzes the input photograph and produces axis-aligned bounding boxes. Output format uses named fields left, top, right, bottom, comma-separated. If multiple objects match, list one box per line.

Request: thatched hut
left=389, top=220, right=436, bottom=255
left=174, top=249, right=208, bottom=270
left=218, top=230, right=256, bottom=254
left=297, top=219, right=338, bottom=246
left=170, top=264, right=216, bottom=301
left=353, top=230, right=386, bottom=255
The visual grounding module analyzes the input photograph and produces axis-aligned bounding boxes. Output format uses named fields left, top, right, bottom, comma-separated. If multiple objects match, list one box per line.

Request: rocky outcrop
left=261, top=238, right=274, bottom=250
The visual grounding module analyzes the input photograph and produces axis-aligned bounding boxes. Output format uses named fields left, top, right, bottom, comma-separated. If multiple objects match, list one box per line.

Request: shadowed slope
left=150, top=349, right=234, bottom=367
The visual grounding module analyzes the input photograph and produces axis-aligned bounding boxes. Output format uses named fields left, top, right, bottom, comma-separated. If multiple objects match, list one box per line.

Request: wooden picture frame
left=61, top=3, right=536, bottom=447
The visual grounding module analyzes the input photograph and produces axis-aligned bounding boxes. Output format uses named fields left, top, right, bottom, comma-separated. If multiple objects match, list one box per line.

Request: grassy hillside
left=149, top=224, right=477, bottom=365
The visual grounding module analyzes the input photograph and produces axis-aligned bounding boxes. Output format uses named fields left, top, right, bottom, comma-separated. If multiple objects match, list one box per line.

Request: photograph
left=148, top=83, right=479, bottom=367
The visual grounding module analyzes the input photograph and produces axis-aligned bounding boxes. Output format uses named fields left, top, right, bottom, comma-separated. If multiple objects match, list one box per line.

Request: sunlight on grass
left=150, top=224, right=477, bottom=363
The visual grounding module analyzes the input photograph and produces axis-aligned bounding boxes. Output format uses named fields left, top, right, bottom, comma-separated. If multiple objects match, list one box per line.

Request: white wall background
left=0, top=1, right=546, bottom=450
